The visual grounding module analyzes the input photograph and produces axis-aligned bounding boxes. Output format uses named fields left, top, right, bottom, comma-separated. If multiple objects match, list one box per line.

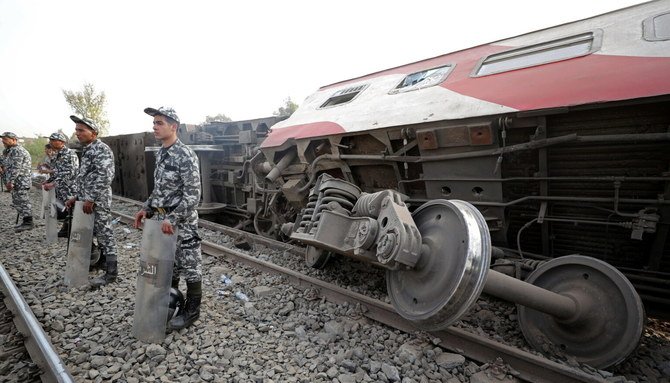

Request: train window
left=472, top=30, right=603, bottom=77
left=320, top=84, right=369, bottom=108
left=643, top=12, right=670, bottom=41
left=389, top=65, right=454, bottom=94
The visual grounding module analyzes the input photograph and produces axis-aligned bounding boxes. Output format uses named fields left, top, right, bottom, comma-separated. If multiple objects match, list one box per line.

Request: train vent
left=320, top=84, right=368, bottom=108
left=390, top=64, right=453, bottom=94
left=472, top=30, right=602, bottom=77
left=643, top=11, right=670, bottom=41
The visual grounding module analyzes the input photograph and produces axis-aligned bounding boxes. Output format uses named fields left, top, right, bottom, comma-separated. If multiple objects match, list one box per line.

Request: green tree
left=62, top=83, right=110, bottom=136
left=22, top=136, right=49, bottom=166
left=273, top=97, right=298, bottom=117
left=204, top=113, right=232, bottom=123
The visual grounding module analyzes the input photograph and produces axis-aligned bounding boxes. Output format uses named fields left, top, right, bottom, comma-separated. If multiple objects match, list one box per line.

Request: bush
left=22, top=137, right=49, bottom=166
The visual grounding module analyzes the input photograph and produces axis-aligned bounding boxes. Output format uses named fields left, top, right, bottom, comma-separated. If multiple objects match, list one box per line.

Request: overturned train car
left=251, top=0, right=670, bottom=323
left=105, top=1, right=670, bottom=367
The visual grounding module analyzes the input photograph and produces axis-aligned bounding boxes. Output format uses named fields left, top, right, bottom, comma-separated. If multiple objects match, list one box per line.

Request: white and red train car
left=122, top=1, right=670, bottom=364
left=262, top=1, right=670, bottom=146
left=253, top=0, right=670, bottom=314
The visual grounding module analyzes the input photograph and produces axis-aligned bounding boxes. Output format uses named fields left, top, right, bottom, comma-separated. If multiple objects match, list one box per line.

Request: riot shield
left=45, top=189, right=58, bottom=244
left=40, top=189, right=48, bottom=220
left=133, top=219, right=177, bottom=343
left=64, top=201, right=94, bottom=287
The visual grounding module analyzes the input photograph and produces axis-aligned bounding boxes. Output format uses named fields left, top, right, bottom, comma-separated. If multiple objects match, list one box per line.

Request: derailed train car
left=247, top=0, right=670, bottom=331
left=106, top=1, right=669, bottom=368
left=252, top=0, right=669, bottom=300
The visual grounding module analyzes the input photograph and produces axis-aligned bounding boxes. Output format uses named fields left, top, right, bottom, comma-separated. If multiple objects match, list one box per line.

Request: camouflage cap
left=144, top=107, right=180, bottom=124
left=70, top=115, right=99, bottom=133
left=0, top=132, right=18, bottom=139
left=47, top=132, right=68, bottom=142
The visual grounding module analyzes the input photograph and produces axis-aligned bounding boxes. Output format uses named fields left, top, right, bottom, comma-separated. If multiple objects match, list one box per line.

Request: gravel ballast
left=0, top=189, right=668, bottom=382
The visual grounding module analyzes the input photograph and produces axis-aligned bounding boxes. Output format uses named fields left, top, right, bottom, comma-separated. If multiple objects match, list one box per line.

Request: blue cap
left=47, top=132, right=68, bottom=142
left=144, top=106, right=180, bottom=124
left=0, top=132, right=18, bottom=139
left=70, top=115, right=99, bottom=133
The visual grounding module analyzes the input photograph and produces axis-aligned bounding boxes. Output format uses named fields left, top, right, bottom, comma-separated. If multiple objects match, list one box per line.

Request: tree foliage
left=62, top=83, right=110, bottom=136
left=22, top=136, right=49, bottom=166
left=273, top=97, right=299, bottom=117
left=204, top=113, right=232, bottom=124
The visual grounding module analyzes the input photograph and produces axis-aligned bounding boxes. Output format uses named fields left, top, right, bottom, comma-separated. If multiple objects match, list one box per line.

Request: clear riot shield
left=40, top=189, right=48, bottom=220
left=64, top=201, right=94, bottom=287
left=133, top=219, right=177, bottom=343
left=45, top=189, right=58, bottom=244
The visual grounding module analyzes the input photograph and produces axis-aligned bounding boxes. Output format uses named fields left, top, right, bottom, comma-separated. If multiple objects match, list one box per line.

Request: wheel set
left=386, top=199, right=644, bottom=369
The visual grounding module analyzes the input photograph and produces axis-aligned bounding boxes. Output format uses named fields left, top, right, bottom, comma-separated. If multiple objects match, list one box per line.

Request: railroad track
left=0, top=262, right=73, bottom=383
left=111, top=196, right=606, bottom=383
left=112, top=196, right=670, bottom=320
left=2, top=186, right=657, bottom=381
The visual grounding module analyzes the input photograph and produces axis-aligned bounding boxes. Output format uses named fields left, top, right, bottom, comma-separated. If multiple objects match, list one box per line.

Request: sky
left=0, top=0, right=647, bottom=138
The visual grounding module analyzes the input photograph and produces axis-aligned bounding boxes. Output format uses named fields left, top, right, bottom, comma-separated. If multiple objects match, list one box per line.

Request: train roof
left=262, top=0, right=670, bottom=149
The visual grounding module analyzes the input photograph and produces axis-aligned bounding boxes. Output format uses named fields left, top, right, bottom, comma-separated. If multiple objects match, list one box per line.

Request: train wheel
left=253, top=209, right=277, bottom=239
left=304, top=246, right=332, bottom=269
left=517, top=255, right=645, bottom=368
left=387, top=200, right=491, bottom=331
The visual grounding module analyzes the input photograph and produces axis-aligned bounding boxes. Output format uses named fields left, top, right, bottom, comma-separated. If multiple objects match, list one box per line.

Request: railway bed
left=110, top=196, right=670, bottom=382
left=0, top=261, right=73, bottom=382
left=108, top=209, right=602, bottom=383
left=0, top=284, right=41, bottom=382
left=0, top=189, right=668, bottom=382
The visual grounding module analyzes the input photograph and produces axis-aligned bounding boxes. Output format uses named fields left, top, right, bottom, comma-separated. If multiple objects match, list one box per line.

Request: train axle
left=290, top=175, right=645, bottom=368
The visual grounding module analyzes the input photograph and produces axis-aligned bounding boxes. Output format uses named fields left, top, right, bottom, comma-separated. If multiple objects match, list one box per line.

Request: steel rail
left=111, top=209, right=604, bottom=383
left=112, top=195, right=670, bottom=318
left=112, top=195, right=302, bottom=255
left=0, top=262, right=74, bottom=383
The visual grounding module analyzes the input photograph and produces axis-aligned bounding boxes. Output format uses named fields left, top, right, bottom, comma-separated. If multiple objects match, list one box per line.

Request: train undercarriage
left=102, top=97, right=669, bottom=368
left=254, top=99, right=669, bottom=279
left=250, top=98, right=670, bottom=367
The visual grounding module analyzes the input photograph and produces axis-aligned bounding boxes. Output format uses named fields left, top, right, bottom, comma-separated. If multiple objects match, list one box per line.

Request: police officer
left=133, top=107, right=203, bottom=331
left=37, top=143, right=55, bottom=174
left=42, top=132, right=79, bottom=237
left=65, top=116, right=118, bottom=287
left=0, top=145, right=9, bottom=189
left=1, top=132, right=34, bottom=232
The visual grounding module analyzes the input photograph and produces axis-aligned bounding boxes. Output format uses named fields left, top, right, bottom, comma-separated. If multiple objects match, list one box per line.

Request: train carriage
left=102, top=1, right=670, bottom=368
left=251, top=0, right=670, bottom=313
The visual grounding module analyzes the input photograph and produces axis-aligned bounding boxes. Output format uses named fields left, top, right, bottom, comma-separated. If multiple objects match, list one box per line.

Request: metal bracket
left=538, top=202, right=548, bottom=224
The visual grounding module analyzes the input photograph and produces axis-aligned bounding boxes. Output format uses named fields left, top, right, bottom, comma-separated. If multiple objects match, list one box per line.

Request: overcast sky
left=0, top=0, right=646, bottom=138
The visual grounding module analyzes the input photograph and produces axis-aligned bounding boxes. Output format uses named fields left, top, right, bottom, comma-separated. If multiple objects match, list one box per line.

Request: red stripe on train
left=444, top=53, right=670, bottom=110
left=263, top=50, right=670, bottom=148
left=261, top=121, right=345, bottom=148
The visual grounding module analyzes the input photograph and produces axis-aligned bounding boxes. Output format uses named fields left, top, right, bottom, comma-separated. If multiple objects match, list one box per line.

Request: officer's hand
left=42, top=182, right=54, bottom=191
left=65, top=198, right=76, bottom=210
left=5, top=182, right=12, bottom=192
left=83, top=200, right=95, bottom=214
left=161, top=220, right=174, bottom=235
left=134, top=210, right=146, bottom=229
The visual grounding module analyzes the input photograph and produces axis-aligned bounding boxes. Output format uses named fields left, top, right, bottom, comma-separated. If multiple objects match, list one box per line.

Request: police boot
left=56, top=209, right=68, bottom=221
left=57, top=219, right=71, bottom=238
left=168, top=282, right=202, bottom=331
left=15, top=216, right=34, bottom=232
left=90, top=260, right=117, bottom=288
left=89, top=246, right=105, bottom=271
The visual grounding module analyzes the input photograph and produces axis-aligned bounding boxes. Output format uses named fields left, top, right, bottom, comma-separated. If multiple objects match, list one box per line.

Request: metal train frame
left=103, top=1, right=670, bottom=368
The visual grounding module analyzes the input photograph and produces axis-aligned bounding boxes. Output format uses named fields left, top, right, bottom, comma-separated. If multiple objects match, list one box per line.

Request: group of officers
left=0, top=107, right=203, bottom=331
